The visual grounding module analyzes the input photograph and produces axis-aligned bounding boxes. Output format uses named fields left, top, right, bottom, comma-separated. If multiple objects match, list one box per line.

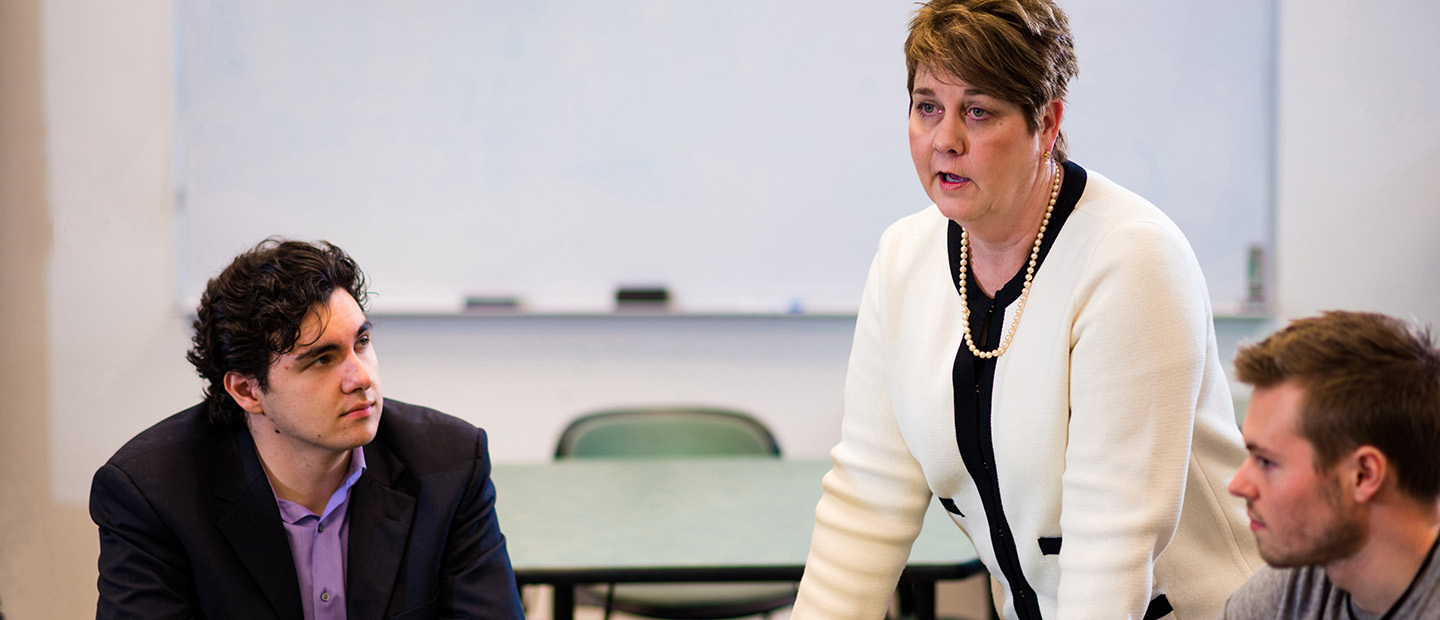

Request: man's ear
left=223, top=371, right=266, bottom=415
left=1348, top=445, right=1388, bottom=503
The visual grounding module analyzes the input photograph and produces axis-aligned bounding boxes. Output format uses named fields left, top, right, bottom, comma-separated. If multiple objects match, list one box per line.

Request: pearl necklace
left=958, top=159, right=1062, bottom=359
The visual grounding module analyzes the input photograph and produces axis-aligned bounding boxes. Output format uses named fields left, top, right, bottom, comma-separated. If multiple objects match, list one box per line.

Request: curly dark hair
left=187, top=238, right=369, bottom=428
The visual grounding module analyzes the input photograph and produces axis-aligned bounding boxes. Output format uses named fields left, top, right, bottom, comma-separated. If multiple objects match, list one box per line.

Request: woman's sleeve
left=1056, top=220, right=1218, bottom=619
left=791, top=249, right=935, bottom=620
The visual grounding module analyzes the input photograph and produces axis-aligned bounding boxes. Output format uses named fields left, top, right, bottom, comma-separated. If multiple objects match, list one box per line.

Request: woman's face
left=908, top=66, right=1060, bottom=230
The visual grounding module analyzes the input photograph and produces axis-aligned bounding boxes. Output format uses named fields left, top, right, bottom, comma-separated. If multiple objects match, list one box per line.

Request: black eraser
left=615, top=286, right=670, bottom=304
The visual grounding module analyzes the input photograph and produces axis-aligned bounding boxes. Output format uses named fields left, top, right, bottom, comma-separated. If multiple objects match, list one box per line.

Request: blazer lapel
left=213, top=430, right=303, bottom=620
left=346, top=438, right=417, bottom=618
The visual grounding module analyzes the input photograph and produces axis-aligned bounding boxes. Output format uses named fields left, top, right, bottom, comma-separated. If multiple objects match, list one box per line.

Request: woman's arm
left=1057, top=220, right=1218, bottom=619
left=792, top=249, right=935, bottom=620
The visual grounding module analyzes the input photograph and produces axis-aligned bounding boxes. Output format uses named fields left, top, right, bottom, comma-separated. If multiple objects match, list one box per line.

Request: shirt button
left=317, top=522, right=325, bottom=533
left=320, top=590, right=330, bottom=602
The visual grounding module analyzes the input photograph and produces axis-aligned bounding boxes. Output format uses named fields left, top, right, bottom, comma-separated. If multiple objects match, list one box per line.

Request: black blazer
left=90, top=400, right=525, bottom=619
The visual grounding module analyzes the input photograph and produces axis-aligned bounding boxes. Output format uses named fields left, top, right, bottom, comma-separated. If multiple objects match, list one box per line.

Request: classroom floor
left=520, top=573, right=993, bottom=620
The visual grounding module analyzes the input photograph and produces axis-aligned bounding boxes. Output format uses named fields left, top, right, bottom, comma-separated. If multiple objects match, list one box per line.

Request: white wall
left=372, top=315, right=854, bottom=463
left=1274, top=1, right=1440, bottom=325
left=34, top=1, right=861, bottom=511
left=3, top=0, right=1438, bottom=616
left=43, top=0, right=194, bottom=507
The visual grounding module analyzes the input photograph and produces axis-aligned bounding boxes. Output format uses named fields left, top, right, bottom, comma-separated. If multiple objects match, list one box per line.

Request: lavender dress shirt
left=273, top=447, right=367, bottom=620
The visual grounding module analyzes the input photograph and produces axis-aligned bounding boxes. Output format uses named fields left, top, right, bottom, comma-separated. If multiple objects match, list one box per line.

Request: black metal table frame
left=517, top=562, right=985, bottom=620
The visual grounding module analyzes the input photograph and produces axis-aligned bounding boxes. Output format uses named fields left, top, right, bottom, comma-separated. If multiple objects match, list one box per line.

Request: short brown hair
left=905, top=0, right=1079, bottom=161
left=1235, top=311, right=1440, bottom=499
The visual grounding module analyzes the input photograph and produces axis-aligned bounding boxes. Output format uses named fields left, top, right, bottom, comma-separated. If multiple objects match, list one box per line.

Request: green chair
left=554, top=407, right=797, bottom=620
left=555, top=408, right=781, bottom=460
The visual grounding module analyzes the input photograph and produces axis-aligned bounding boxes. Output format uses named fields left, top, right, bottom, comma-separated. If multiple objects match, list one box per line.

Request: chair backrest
left=555, top=408, right=781, bottom=459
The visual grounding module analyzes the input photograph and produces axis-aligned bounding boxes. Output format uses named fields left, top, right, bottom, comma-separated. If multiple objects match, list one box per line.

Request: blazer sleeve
left=437, top=428, right=526, bottom=619
left=91, top=462, right=201, bottom=619
left=791, top=249, right=934, bottom=620
left=1057, top=220, right=1217, bottom=619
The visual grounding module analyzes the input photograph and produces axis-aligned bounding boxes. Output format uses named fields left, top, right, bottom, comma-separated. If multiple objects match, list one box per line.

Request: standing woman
left=791, top=1, right=1260, bottom=619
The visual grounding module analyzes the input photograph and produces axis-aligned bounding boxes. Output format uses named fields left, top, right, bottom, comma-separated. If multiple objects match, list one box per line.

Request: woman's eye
left=967, top=107, right=990, bottom=119
left=915, top=102, right=939, bottom=115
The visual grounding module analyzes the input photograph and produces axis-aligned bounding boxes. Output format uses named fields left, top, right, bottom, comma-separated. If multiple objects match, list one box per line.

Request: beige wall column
left=0, top=0, right=96, bottom=617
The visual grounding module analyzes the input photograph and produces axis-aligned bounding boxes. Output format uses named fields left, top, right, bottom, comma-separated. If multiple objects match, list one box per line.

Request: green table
left=492, top=458, right=984, bottom=620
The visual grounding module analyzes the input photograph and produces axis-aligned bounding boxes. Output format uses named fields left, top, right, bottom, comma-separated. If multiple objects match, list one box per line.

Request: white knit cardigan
left=792, top=169, right=1261, bottom=620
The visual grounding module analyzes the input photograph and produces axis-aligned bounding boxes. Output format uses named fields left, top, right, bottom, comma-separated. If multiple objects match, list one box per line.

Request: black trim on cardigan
left=939, top=497, right=964, bottom=517
left=1038, top=537, right=1061, bottom=556
left=1143, top=594, right=1172, bottom=620
left=947, top=161, right=1085, bottom=620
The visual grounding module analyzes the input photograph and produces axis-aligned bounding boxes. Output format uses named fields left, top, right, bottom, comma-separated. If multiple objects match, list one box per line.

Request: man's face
left=243, top=289, right=383, bottom=459
left=1228, top=382, right=1364, bottom=567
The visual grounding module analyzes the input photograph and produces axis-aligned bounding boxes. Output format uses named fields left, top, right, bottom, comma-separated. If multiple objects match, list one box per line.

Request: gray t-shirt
left=1216, top=542, right=1440, bottom=619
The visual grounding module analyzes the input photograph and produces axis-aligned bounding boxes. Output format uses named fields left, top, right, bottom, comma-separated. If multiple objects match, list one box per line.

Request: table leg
left=897, top=578, right=915, bottom=616
left=909, top=577, right=936, bottom=620
left=895, top=575, right=937, bottom=620
left=551, top=583, right=575, bottom=620
left=987, top=578, right=1000, bottom=620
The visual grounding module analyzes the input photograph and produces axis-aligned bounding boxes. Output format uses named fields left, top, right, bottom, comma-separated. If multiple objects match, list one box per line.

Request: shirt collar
left=272, top=446, right=368, bottom=524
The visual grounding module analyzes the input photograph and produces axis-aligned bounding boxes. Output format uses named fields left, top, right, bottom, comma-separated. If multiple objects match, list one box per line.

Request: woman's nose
left=934, top=115, right=966, bottom=155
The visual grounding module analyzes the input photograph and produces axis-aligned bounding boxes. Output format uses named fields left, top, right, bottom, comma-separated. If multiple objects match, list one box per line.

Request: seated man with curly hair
left=90, top=239, right=525, bottom=620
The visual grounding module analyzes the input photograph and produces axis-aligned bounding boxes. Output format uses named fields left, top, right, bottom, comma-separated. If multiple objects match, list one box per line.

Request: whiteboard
left=176, top=0, right=1274, bottom=315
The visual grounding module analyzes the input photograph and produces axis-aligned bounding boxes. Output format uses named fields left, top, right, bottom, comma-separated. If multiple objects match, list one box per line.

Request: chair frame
left=552, top=407, right=793, bottom=620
